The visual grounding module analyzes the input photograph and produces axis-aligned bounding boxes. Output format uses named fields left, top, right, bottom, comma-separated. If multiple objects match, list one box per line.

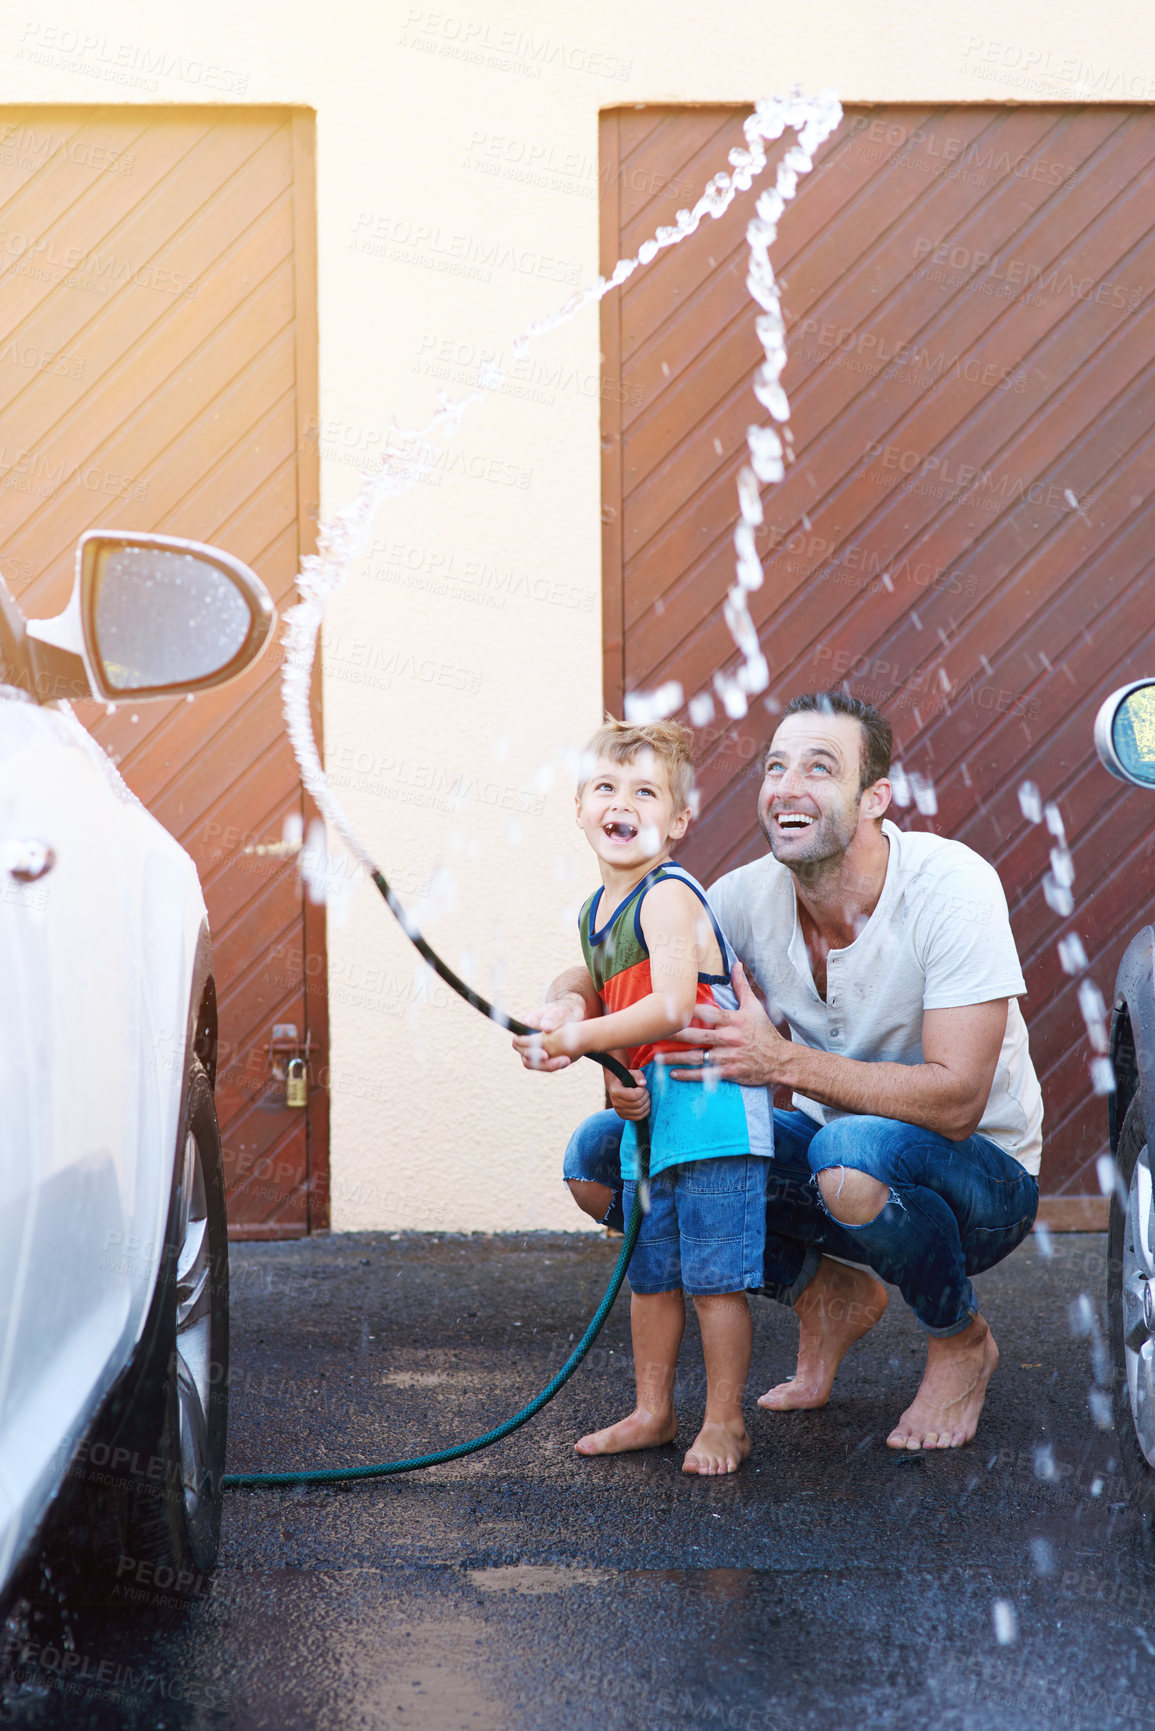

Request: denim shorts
left=622, top=1155, right=769, bottom=1297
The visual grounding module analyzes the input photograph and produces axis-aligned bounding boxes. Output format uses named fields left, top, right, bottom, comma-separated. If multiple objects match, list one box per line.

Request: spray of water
left=1017, top=781, right=1114, bottom=1099
left=280, top=90, right=843, bottom=894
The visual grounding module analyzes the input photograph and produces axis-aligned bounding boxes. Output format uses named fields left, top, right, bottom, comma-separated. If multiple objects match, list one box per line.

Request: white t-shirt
left=706, top=819, right=1044, bottom=1175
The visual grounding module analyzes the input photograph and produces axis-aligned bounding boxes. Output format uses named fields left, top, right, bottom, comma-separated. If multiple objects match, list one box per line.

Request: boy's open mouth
left=603, top=821, right=638, bottom=841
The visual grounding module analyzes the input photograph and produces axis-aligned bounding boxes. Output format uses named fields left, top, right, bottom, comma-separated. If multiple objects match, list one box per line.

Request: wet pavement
left=4, top=1226, right=1155, bottom=1729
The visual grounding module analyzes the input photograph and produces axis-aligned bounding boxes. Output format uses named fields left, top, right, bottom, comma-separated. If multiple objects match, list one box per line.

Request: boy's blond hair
left=578, top=717, right=696, bottom=813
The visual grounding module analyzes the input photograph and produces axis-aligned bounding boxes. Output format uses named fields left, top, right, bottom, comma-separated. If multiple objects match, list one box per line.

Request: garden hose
left=223, top=865, right=648, bottom=1489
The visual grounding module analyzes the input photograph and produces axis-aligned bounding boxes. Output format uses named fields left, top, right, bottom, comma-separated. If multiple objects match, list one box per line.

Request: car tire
left=1108, top=1094, right=1155, bottom=1547
left=62, top=1057, right=229, bottom=1605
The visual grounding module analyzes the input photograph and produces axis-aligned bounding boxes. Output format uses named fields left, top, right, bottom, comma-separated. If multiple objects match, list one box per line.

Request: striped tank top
left=579, top=861, right=773, bottom=1179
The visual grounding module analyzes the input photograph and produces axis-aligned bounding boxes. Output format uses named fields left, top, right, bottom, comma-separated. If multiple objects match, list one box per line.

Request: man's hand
left=663, top=962, right=1009, bottom=1141
left=512, top=992, right=588, bottom=1072
left=660, top=962, right=787, bottom=1087
left=607, top=1068, right=651, bottom=1122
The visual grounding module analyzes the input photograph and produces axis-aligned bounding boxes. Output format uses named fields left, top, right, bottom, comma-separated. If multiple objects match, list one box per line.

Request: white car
left=0, top=531, right=274, bottom=1605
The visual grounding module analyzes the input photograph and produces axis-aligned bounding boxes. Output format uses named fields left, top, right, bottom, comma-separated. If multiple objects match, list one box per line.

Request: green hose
left=223, top=864, right=645, bottom=1490
left=223, top=1191, right=640, bottom=1488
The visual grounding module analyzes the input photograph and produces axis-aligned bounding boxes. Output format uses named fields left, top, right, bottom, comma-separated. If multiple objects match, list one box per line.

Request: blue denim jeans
left=563, top=1106, right=1039, bottom=1336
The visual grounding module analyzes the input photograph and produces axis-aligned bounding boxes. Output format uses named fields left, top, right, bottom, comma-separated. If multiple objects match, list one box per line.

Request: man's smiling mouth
left=774, top=812, right=815, bottom=830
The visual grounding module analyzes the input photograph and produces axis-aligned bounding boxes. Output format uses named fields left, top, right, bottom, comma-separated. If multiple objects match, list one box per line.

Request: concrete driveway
left=3, top=1226, right=1152, bottom=1729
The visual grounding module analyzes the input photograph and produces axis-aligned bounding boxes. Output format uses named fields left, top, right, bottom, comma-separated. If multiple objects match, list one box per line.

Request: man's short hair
left=579, top=717, right=696, bottom=812
left=781, top=691, right=892, bottom=794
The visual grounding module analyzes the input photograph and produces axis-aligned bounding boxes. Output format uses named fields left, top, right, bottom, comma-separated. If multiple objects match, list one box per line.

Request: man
left=517, top=692, right=1042, bottom=1452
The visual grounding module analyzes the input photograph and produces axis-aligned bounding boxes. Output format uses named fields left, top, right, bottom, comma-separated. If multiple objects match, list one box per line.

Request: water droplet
left=1043, top=801, right=1065, bottom=839
left=1051, top=845, right=1075, bottom=888
left=624, top=681, right=683, bottom=724
left=1029, top=1537, right=1055, bottom=1577
left=1017, top=781, right=1042, bottom=824
left=1088, top=1387, right=1112, bottom=1428
left=1033, top=1443, right=1056, bottom=1480
left=1090, top=1056, right=1116, bottom=1095
left=1043, top=876, right=1074, bottom=917
left=909, top=771, right=938, bottom=816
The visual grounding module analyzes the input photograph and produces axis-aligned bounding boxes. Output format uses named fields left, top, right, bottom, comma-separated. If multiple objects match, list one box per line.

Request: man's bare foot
left=575, top=1407, right=677, bottom=1456
left=758, top=1258, right=888, bottom=1411
left=886, top=1317, right=999, bottom=1450
left=682, top=1419, right=750, bottom=1476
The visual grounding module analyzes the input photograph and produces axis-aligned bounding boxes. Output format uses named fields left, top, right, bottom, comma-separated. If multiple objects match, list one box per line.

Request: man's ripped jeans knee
left=815, top=1165, right=891, bottom=1228
left=567, top=1177, right=618, bottom=1225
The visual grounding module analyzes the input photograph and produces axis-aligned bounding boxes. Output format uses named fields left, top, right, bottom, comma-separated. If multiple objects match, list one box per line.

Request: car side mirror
left=1094, top=680, right=1155, bottom=789
left=19, top=532, right=275, bottom=704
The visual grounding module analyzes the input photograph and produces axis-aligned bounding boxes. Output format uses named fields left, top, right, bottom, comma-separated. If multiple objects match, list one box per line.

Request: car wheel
left=139, top=1057, right=229, bottom=1575
left=1109, top=1095, right=1155, bottom=1538
left=62, top=1058, right=229, bottom=1604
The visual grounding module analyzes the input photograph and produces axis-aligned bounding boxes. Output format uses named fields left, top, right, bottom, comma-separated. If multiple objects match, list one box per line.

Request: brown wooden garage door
left=0, top=106, right=326, bottom=1237
left=601, top=104, right=1155, bottom=1204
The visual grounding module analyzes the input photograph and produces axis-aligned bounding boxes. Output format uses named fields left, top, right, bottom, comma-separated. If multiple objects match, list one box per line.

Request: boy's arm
left=539, top=880, right=705, bottom=1060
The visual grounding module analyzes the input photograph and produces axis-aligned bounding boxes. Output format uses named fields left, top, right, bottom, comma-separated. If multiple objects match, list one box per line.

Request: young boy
left=525, top=719, right=772, bottom=1476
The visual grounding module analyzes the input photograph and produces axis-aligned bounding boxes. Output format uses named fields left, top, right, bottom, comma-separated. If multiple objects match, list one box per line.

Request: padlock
left=286, top=1057, right=308, bottom=1109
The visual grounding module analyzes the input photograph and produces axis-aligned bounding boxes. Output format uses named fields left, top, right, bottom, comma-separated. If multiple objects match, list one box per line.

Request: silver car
left=1095, top=683, right=1155, bottom=1553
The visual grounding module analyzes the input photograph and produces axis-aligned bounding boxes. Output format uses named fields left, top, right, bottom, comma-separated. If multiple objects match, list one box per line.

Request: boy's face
left=576, top=751, right=691, bottom=872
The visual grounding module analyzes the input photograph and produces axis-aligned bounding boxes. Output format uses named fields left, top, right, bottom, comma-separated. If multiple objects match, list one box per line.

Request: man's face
left=757, top=712, right=879, bottom=868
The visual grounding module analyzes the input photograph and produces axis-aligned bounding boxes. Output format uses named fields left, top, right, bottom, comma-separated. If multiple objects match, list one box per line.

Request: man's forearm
left=547, top=966, right=601, bottom=1018
left=777, top=1044, right=984, bottom=1141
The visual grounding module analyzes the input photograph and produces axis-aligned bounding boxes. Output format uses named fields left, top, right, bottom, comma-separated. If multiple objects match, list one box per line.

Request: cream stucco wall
left=5, top=0, right=1153, bottom=1228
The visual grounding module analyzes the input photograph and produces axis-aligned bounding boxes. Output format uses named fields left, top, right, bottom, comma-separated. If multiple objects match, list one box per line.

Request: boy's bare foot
left=757, top=1257, right=888, bottom=1411
left=886, top=1317, right=999, bottom=1450
left=575, top=1406, right=677, bottom=1456
left=682, top=1419, right=750, bottom=1476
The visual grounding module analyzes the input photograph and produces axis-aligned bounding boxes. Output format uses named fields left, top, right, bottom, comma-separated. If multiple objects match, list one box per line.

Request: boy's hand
left=608, top=1068, right=651, bottom=1121
left=512, top=993, right=588, bottom=1071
